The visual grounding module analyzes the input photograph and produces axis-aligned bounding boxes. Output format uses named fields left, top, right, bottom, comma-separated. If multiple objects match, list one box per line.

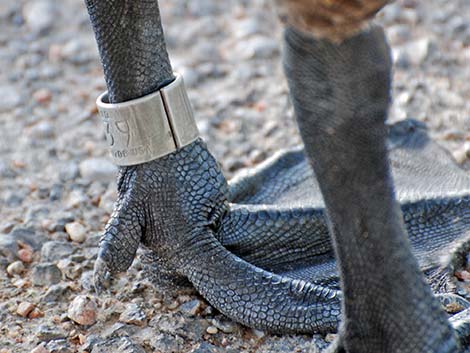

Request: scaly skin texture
left=284, top=25, right=458, bottom=352
left=84, top=0, right=470, bottom=351
left=85, top=0, right=174, bottom=103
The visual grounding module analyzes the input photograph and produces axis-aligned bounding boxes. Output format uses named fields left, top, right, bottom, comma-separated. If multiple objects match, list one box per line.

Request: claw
left=93, top=256, right=111, bottom=294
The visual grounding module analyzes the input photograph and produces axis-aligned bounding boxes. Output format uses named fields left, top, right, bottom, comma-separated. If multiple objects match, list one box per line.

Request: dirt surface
left=0, top=0, right=469, bottom=352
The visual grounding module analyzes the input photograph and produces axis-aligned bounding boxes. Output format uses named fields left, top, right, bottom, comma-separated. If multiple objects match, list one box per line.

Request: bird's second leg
left=283, top=16, right=459, bottom=353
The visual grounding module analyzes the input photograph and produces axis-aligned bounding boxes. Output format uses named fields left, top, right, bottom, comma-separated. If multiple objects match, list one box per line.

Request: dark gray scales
left=106, top=119, right=470, bottom=335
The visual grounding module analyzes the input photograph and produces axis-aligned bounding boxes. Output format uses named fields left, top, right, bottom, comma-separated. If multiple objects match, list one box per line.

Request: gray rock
left=31, top=263, right=62, bottom=286
left=45, top=339, right=73, bottom=353
left=0, top=160, right=17, bottom=178
left=191, top=342, right=225, bottom=353
left=394, top=38, right=431, bottom=67
left=79, top=158, right=117, bottom=182
left=0, top=227, right=45, bottom=261
left=58, top=162, right=79, bottom=182
left=35, top=324, right=66, bottom=341
left=149, top=333, right=184, bottom=353
left=11, top=227, right=45, bottom=250
left=29, top=121, right=55, bottom=139
left=91, top=337, right=146, bottom=353
left=41, top=241, right=74, bottom=262
left=119, top=303, right=147, bottom=326
left=238, top=36, right=279, bottom=59
left=0, top=85, right=21, bottom=112
left=180, top=299, right=203, bottom=316
left=0, top=234, right=18, bottom=261
left=24, top=206, right=50, bottom=225
left=22, top=0, right=56, bottom=34
left=211, top=317, right=239, bottom=334
left=42, top=283, right=70, bottom=302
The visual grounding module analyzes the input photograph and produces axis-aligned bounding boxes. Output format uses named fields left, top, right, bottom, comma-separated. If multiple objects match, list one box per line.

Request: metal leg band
left=96, top=73, right=199, bottom=166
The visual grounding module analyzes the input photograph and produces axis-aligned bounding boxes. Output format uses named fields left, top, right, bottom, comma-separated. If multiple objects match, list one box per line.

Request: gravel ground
left=0, top=0, right=468, bottom=352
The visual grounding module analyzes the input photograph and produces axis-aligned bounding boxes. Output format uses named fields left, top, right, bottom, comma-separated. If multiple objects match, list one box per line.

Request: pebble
left=237, top=36, right=279, bottom=60
left=18, top=246, right=34, bottom=263
left=325, top=333, right=337, bottom=343
left=64, top=222, right=87, bottom=243
left=0, top=235, right=17, bottom=261
left=16, top=301, right=35, bottom=317
left=119, top=303, right=147, bottom=326
left=452, top=142, right=470, bottom=164
left=13, top=227, right=45, bottom=250
left=66, top=189, right=88, bottom=208
left=179, top=299, right=203, bottom=316
left=79, top=158, right=117, bottom=183
left=149, top=333, right=184, bottom=353
left=192, top=342, right=225, bottom=353
left=31, top=263, right=62, bottom=286
left=0, top=85, right=21, bottom=112
left=67, top=295, right=97, bottom=326
left=91, top=336, right=146, bottom=353
left=211, top=318, right=238, bottom=334
left=41, top=241, right=74, bottom=262
left=35, top=324, right=65, bottom=341
left=58, top=162, right=79, bottom=182
left=29, top=121, right=55, bottom=139
left=22, top=0, right=56, bottom=34
left=6, top=260, right=25, bottom=275
left=394, top=38, right=431, bottom=67
left=42, top=283, right=70, bottom=303
left=251, top=328, right=265, bottom=339
left=32, top=89, right=52, bottom=104
left=206, top=325, right=218, bottom=334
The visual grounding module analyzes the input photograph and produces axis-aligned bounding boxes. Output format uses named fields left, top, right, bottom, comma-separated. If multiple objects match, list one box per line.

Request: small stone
left=31, top=263, right=62, bottom=286
left=149, top=333, right=184, bottom=353
left=0, top=85, right=21, bottom=112
left=206, top=325, right=218, bottom=334
left=79, top=158, right=117, bottom=182
left=35, top=324, right=65, bottom=341
left=452, top=143, right=470, bottom=164
left=41, top=241, right=74, bottom=262
left=29, top=308, right=44, bottom=319
left=68, top=295, right=97, bottom=326
left=33, top=89, right=52, bottom=104
left=65, top=222, right=87, bottom=243
left=42, top=283, right=70, bottom=303
left=66, top=190, right=88, bottom=208
left=6, top=261, right=25, bottom=275
left=18, top=247, right=34, bottom=263
left=17, top=301, right=35, bottom=317
left=29, top=121, right=55, bottom=139
left=31, top=344, right=50, bottom=353
left=179, top=299, right=203, bottom=316
left=58, top=162, right=79, bottom=182
left=211, top=318, right=238, bottom=334
left=119, top=303, right=147, bottom=326
left=251, top=328, right=265, bottom=339
left=237, top=36, right=279, bottom=59
left=394, top=38, right=431, bottom=67
left=191, top=342, right=225, bottom=353
left=23, top=0, right=56, bottom=33
left=325, top=333, right=337, bottom=343
left=11, top=227, right=46, bottom=250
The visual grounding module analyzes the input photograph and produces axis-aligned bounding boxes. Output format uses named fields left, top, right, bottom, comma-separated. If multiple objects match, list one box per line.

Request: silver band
left=96, top=73, right=199, bottom=166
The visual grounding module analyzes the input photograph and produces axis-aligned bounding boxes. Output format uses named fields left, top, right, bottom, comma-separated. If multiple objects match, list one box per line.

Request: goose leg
left=283, top=18, right=458, bottom=352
